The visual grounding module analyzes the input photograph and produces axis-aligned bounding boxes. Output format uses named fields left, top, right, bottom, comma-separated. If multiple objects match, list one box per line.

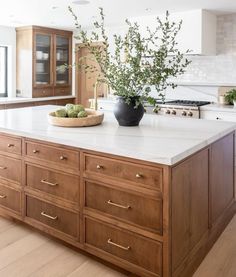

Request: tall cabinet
left=16, top=26, right=72, bottom=98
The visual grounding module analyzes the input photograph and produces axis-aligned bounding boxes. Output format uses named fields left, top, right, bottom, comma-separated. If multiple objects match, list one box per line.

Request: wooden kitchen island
left=0, top=106, right=235, bottom=277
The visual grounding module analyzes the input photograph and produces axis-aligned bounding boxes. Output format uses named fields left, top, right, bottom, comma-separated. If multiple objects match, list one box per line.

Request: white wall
left=0, top=26, right=16, bottom=97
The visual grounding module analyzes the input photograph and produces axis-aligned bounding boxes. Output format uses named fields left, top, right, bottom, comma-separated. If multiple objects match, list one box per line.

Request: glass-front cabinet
left=35, top=34, right=52, bottom=87
left=55, top=36, right=70, bottom=86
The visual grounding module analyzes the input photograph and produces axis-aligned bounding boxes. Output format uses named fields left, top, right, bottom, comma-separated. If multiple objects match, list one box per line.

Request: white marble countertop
left=0, top=95, right=75, bottom=105
left=0, top=105, right=234, bottom=166
left=201, top=103, right=236, bottom=113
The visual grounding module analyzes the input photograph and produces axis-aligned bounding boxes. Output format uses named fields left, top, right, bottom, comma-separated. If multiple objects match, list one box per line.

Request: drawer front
left=0, top=134, right=21, bottom=155
left=0, top=155, right=21, bottom=183
left=0, top=183, right=21, bottom=213
left=54, top=87, right=71, bottom=96
left=85, top=218, right=162, bottom=275
left=201, top=111, right=236, bottom=122
left=26, top=164, right=79, bottom=203
left=84, top=154, right=162, bottom=190
left=26, top=141, right=79, bottom=170
left=26, top=196, right=78, bottom=237
left=33, top=88, right=53, bottom=98
left=85, top=181, right=162, bottom=233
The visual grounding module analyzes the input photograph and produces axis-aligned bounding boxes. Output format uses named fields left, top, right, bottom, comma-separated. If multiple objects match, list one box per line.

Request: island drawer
left=26, top=164, right=79, bottom=203
left=26, top=196, right=78, bottom=238
left=84, top=154, right=163, bottom=190
left=85, top=181, right=162, bottom=234
left=0, top=183, right=21, bottom=213
left=0, top=155, right=21, bottom=184
left=0, top=134, right=21, bottom=155
left=25, top=141, right=79, bottom=170
left=85, top=217, right=162, bottom=275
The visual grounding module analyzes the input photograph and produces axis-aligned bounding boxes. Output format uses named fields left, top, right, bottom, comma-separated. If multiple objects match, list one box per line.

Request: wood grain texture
left=85, top=181, right=162, bottom=234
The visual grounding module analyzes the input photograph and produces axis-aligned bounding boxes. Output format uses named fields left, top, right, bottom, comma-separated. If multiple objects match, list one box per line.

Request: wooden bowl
left=48, top=109, right=104, bottom=127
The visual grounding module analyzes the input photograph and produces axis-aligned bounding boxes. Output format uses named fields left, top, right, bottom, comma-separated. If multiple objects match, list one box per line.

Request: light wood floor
left=0, top=215, right=236, bottom=277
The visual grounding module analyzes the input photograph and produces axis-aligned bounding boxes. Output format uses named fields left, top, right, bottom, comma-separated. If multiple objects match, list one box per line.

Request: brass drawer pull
left=7, top=143, right=14, bottom=148
left=41, top=179, right=58, bottom=187
left=107, top=238, right=131, bottom=251
left=0, top=166, right=7, bottom=170
left=96, top=165, right=103, bottom=169
left=135, top=173, right=143, bottom=178
left=33, top=149, right=39, bottom=154
left=0, top=194, right=6, bottom=199
left=60, top=155, right=67, bottom=160
left=41, top=211, right=58, bottom=220
left=106, top=200, right=131, bottom=210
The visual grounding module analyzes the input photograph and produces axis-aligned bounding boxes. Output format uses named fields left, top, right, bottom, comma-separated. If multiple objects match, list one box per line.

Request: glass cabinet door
left=55, top=36, right=70, bottom=86
left=35, top=34, right=52, bottom=86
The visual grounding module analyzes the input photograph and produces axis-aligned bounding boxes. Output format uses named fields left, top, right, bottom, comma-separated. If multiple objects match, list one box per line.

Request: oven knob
left=171, top=110, right=176, bottom=115
left=166, top=110, right=171, bottom=114
left=182, top=111, right=187, bottom=116
left=188, top=112, right=193, bottom=117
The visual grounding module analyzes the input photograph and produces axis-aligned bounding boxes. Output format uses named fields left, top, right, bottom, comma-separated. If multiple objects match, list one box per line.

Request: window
left=0, top=46, right=7, bottom=97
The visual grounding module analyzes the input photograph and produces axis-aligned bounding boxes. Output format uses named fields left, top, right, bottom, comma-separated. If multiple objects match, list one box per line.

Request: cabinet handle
left=41, top=179, right=58, bottom=187
left=41, top=211, right=58, bottom=220
left=33, top=149, right=39, bottom=154
left=60, top=155, right=67, bottom=160
left=0, top=166, right=7, bottom=170
left=216, top=117, right=221, bottom=120
left=0, top=194, right=6, bottom=199
left=7, top=143, right=14, bottom=148
left=135, top=173, right=142, bottom=178
left=42, top=90, right=46, bottom=94
left=96, top=165, right=103, bottom=169
left=106, top=200, right=131, bottom=210
left=107, top=238, right=131, bottom=251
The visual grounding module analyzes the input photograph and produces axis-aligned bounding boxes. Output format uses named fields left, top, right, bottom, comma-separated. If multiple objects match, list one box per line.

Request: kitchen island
left=0, top=105, right=235, bottom=277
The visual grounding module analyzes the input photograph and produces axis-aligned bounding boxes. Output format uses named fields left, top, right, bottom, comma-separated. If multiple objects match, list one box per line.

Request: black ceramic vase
left=113, top=97, right=145, bottom=126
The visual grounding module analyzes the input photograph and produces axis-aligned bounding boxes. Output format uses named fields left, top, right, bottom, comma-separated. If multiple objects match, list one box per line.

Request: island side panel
left=171, top=148, right=209, bottom=277
left=210, top=132, right=235, bottom=226
left=171, top=132, right=235, bottom=277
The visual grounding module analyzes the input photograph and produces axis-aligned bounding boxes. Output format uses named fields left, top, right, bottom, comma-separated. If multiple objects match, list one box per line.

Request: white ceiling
left=0, top=0, right=236, bottom=30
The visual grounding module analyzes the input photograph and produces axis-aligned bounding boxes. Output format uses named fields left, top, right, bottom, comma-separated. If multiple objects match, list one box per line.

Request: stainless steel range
left=146, top=100, right=211, bottom=119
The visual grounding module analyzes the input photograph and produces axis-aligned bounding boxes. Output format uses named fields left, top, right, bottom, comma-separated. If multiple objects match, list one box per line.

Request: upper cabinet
left=16, top=26, right=72, bottom=98
left=130, top=10, right=216, bottom=55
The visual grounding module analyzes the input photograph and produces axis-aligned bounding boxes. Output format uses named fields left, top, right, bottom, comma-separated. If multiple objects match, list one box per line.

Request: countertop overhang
left=0, top=105, right=234, bottom=166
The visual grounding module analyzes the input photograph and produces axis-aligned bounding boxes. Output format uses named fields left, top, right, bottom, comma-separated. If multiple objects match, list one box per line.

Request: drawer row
left=0, top=189, right=162, bottom=276
left=0, top=143, right=163, bottom=191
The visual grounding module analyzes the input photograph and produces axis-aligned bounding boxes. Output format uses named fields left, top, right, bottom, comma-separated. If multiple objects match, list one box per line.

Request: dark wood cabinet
left=16, top=26, right=72, bottom=98
left=0, top=132, right=234, bottom=277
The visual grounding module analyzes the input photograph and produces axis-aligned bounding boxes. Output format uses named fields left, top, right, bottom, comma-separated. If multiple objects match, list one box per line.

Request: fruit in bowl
left=48, top=104, right=104, bottom=127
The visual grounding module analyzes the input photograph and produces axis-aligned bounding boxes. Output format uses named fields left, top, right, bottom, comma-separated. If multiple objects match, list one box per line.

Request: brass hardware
left=96, top=165, right=103, bottom=169
left=60, top=155, right=67, bottom=160
left=107, top=238, right=131, bottom=251
left=106, top=200, right=131, bottom=210
left=135, top=173, right=142, bottom=178
left=0, top=194, right=6, bottom=199
left=33, top=149, right=39, bottom=154
left=7, top=143, right=14, bottom=148
left=0, top=166, right=7, bottom=170
left=41, top=211, right=58, bottom=220
left=41, top=179, right=58, bottom=187
left=42, top=90, right=46, bottom=94
left=92, top=79, right=110, bottom=111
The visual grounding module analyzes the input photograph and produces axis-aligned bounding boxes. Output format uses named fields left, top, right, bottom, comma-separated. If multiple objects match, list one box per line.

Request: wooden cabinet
left=16, top=26, right=72, bottom=98
left=0, top=133, right=234, bottom=277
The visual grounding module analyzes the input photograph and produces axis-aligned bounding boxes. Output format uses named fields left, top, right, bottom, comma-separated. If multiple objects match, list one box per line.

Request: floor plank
left=0, top=215, right=235, bottom=277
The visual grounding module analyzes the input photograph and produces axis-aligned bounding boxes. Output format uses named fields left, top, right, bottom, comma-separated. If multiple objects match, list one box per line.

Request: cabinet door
left=54, top=35, right=71, bottom=88
left=34, top=32, right=53, bottom=88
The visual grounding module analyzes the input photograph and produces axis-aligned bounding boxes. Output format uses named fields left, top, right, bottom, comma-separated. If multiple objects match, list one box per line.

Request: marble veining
left=0, top=105, right=234, bottom=165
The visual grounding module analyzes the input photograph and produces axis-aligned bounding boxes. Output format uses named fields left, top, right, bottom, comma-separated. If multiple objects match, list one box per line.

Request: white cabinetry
left=130, top=9, right=216, bottom=55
